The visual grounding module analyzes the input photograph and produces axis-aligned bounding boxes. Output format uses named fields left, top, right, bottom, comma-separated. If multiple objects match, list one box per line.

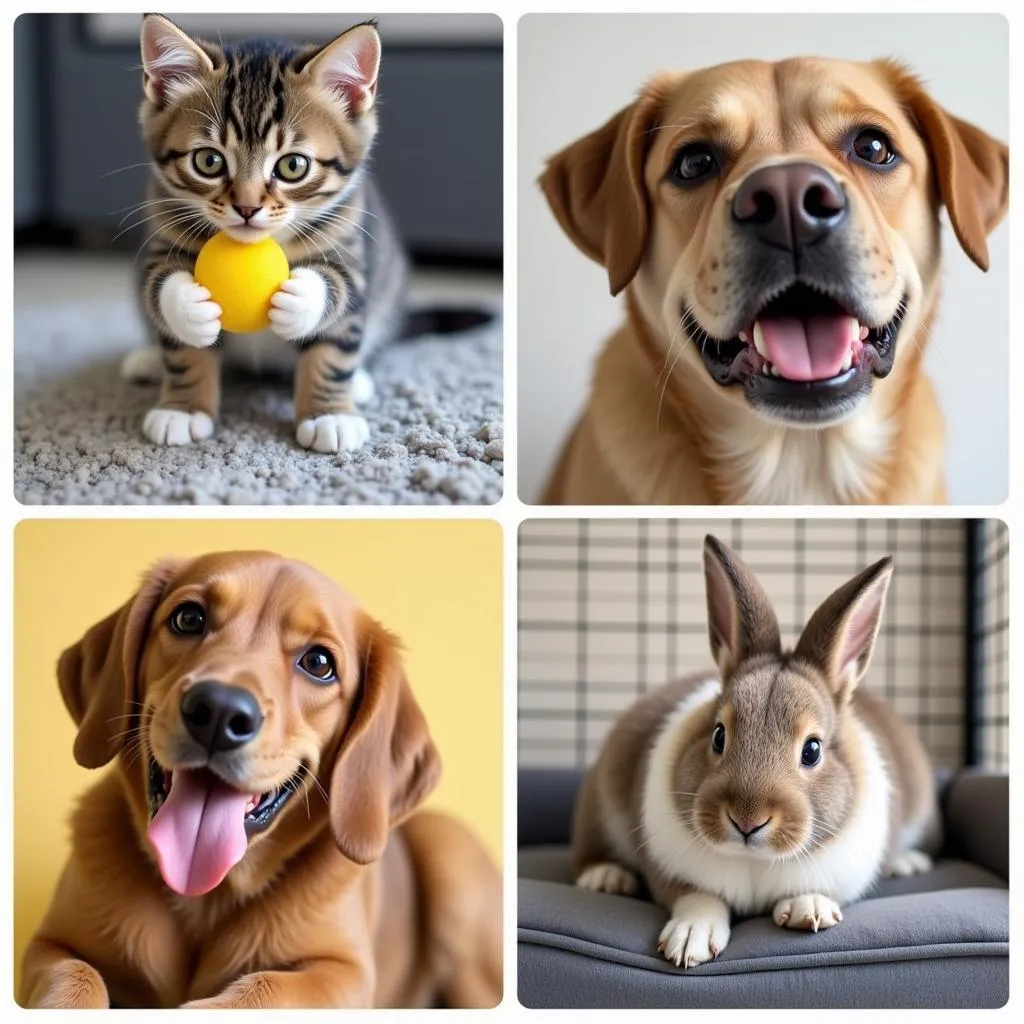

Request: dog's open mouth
left=689, top=283, right=906, bottom=390
left=147, top=757, right=305, bottom=898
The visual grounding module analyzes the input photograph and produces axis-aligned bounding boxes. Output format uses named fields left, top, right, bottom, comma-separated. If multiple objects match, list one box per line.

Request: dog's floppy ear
left=58, top=559, right=181, bottom=769
left=329, top=617, right=441, bottom=865
left=879, top=61, right=1008, bottom=271
left=538, top=76, right=671, bottom=296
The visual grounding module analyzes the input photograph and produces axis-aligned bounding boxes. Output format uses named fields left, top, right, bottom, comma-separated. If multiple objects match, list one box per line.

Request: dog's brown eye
left=712, top=723, right=726, bottom=754
left=852, top=129, right=897, bottom=167
left=801, top=737, right=823, bottom=767
left=299, top=646, right=337, bottom=683
left=673, top=143, right=719, bottom=183
left=169, top=602, right=206, bottom=636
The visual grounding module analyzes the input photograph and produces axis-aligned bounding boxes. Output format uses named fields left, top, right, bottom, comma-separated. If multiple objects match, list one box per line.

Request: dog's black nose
left=181, top=682, right=263, bottom=753
left=732, top=162, right=847, bottom=252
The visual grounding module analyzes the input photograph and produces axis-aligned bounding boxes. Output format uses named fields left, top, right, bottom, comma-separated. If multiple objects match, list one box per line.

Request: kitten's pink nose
left=232, top=205, right=262, bottom=222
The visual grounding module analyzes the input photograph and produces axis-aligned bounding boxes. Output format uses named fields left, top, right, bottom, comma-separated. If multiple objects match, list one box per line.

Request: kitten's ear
left=298, top=22, right=381, bottom=116
left=140, top=14, right=215, bottom=105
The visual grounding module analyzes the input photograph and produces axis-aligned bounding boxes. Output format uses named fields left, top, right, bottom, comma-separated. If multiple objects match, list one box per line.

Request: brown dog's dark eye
left=299, top=646, right=337, bottom=683
left=712, top=723, right=726, bottom=754
left=673, top=143, right=719, bottom=183
left=851, top=129, right=897, bottom=167
left=169, top=602, right=206, bottom=636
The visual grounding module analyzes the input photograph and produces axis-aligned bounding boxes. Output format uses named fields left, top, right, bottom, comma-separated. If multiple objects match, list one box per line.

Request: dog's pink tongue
left=147, top=769, right=249, bottom=897
left=758, top=316, right=856, bottom=381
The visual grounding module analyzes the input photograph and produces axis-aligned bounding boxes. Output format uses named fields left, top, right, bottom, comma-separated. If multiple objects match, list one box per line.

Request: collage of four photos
left=8, top=7, right=1012, bottom=1014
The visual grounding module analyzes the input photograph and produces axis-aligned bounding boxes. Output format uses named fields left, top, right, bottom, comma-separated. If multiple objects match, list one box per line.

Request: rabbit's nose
left=729, top=814, right=771, bottom=841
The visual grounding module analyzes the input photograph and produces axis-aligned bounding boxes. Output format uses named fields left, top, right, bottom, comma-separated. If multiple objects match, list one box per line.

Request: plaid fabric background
left=518, top=519, right=1006, bottom=772
left=975, top=519, right=1010, bottom=769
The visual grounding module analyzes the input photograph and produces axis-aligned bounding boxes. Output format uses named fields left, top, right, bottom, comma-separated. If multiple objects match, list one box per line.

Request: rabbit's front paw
left=159, top=271, right=222, bottom=348
left=658, top=893, right=731, bottom=968
left=886, top=849, right=932, bottom=877
left=773, top=893, right=842, bottom=932
left=576, top=862, right=638, bottom=896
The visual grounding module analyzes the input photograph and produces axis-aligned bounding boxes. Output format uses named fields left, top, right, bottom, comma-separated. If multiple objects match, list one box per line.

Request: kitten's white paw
left=270, top=267, right=328, bottom=342
left=658, top=893, right=731, bottom=969
left=773, top=893, right=843, bottom=932
left=352, top=367, right=375, bottom=405
left=143, top=408, right=215, bottom=446
left=120, top=346, right=163, bottom=384
left=159, top=271, right=222, bottom=348
left=886, top=850, right=933, bottom=877
left=296, top=413, right=369, bottom=453
left=576, top=862, right=638, bottom=896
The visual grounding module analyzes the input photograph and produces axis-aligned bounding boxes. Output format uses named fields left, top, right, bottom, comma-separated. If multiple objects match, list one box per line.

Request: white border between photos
left=1, top=2, right=1020, bottom=1023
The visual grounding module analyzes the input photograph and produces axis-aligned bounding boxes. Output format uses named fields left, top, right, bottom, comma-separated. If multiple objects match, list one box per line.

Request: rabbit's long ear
left=794, top=557, right=894, bottom=704
left=702, top=536, right=781, bottom=678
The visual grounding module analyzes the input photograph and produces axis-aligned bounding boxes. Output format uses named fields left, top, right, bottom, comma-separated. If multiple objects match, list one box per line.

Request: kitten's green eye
left=275, top=153, right=310, bottom=182
left=192, top=148, right=225, bottom=178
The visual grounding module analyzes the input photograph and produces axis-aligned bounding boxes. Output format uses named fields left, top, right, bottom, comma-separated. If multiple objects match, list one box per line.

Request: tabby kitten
left=128, top=14, right=407, bottom=452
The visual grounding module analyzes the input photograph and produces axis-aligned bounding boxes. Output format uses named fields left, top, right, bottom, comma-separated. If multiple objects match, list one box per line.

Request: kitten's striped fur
left=131, top=14, right=407, bottom=451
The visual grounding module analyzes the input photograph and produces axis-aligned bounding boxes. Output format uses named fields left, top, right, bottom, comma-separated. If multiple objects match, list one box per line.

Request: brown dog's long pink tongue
left=758, top=315, right=856, bottom=381
left=147, top=769, right=249, bottom=897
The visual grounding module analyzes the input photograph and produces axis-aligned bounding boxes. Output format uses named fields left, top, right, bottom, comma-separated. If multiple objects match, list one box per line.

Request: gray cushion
left=518, top=770, right=1008, bottom=1008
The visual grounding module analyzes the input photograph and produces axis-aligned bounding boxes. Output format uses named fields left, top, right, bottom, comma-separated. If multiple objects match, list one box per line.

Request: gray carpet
left=14, top=288, right=503, bottom=506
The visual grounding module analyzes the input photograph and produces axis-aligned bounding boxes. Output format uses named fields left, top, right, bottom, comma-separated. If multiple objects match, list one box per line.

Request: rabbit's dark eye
left=801, top=738, right=822, bottom=767
left=712, top=723, right=726, bottom=754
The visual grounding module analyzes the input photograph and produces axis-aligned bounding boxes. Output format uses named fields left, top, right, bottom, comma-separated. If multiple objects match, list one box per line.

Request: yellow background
left=13, top=519, right=502, bottom=991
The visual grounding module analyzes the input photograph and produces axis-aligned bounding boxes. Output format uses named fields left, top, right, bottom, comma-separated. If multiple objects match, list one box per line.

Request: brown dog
left=539, top=59, right=1008, bottom=504
left=20, top=552, right=501, bottom=1008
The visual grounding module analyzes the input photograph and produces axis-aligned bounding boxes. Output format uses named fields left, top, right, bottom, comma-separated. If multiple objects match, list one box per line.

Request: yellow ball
left=194, top=233, right=290, bottom=334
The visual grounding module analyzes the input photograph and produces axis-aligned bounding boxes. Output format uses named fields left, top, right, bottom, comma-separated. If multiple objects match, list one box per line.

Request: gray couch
left=518, top=769, right=1008, bottom=1008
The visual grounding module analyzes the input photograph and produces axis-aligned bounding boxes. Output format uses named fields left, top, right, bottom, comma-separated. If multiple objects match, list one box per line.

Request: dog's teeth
left=770, top=365, right=781, bottom=377
left=859, top=324, right=870, bottom=341
left=762, top=362, right=771, bottom=376
left=738, top=329, right=751, bottom=343
left=841, top=352, right=853, bottom=372
left=752, top=322, right=768, bottom=358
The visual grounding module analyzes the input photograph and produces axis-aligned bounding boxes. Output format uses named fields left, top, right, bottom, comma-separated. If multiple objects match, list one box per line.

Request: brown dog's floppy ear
left=329, top=618, right=441, bottom=865
left=880, top=61, right=1008, bottom=271
left=703, top=535, right=782, bottom=679
left=538, top=77, right=670, bottom=296
left=793, top=556, right=894, bottom=705
left=58, top=559, right=181, bottom=769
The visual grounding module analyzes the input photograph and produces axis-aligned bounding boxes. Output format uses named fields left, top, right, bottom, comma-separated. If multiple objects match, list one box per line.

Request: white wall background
left=518, top=14, right=1008, bottom=503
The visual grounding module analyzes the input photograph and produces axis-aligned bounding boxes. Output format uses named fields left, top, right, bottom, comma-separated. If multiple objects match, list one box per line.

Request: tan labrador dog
left=539, top=59, right=1008, bottom=504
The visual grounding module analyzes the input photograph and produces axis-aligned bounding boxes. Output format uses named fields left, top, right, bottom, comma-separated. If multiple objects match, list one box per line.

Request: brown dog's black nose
left=181, top=682, right=263, bottom=753
left=732, top=162, right=847, bottom=252
left=232, top=204, right=262, bottom=222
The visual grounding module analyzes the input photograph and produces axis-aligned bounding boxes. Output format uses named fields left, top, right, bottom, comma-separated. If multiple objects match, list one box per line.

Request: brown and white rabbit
left=571, top=535, right=940, bottom=969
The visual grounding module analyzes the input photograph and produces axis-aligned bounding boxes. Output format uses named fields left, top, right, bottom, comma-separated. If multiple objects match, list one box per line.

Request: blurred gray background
left=14, top=13, right=502, bottom=262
